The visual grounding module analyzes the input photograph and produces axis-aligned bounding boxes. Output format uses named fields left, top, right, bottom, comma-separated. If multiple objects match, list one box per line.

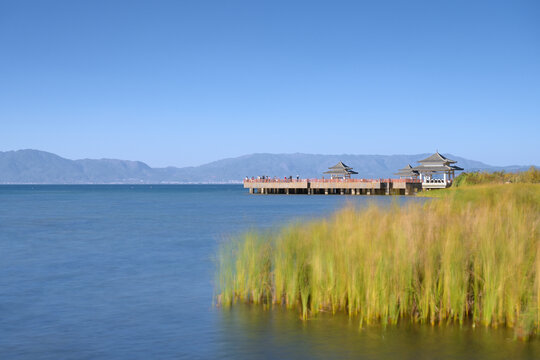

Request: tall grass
left=217, top=184, right=540, bottom=338
left=453, top=166, right=540, bottom=187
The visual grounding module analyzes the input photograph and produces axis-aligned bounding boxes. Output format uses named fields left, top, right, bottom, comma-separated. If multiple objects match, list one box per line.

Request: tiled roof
left=418, top=152, right=457, bottom=164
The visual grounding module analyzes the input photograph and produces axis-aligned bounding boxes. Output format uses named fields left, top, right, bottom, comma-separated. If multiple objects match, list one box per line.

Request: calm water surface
left=0, top=185, right=538, bottom=359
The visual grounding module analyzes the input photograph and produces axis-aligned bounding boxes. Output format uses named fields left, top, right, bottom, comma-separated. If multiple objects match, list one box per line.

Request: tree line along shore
left=216, top=167, right=540, bottom=339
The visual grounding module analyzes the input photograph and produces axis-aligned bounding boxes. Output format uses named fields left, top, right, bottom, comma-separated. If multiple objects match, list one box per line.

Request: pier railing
left=244, top=178, right=421, bottom=184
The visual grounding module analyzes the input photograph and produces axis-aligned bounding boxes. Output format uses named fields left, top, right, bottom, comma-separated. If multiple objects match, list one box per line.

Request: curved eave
left=412, top=165, right=462, bottom=172
left=323, top=170, right=358, bottom=175
left=394, top=173, right=418, bottom=177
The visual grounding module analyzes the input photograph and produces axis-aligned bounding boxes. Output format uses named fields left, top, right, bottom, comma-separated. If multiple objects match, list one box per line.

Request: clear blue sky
left=1, top=0, right=538, bottom=167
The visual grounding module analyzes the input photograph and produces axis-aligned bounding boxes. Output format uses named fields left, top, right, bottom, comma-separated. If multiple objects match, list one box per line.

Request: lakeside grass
left=217, top=184, right=540, bottom=338
left=452, top=166, right=540, bottom=187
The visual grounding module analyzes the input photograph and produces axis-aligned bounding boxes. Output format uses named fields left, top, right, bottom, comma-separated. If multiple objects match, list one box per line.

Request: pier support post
left=286, top=188, right=289, bottom=195
left=351, top=189, right=356, bottom=195
left=249, top=188, right=253, bottom=194
left=325, top=189, right=328, bottom=195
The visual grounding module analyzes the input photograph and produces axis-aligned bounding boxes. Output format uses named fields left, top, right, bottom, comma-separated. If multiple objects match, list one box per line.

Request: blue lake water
left=1, top=185, right=538, bottom=359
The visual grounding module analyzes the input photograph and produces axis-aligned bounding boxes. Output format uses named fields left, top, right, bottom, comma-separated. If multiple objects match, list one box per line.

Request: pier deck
left=244, top=178, right=422, bottom=195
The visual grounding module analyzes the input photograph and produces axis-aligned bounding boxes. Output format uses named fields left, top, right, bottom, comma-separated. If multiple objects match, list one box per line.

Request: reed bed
left=217, top=184, right=540, bottom=338
left=453, top=166, right=539, bottom=187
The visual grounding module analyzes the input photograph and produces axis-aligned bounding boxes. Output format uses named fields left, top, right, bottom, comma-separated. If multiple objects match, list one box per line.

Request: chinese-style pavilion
left=410, top=152, right=463, bottom=188
left=323, top=161, right=358, bottom=179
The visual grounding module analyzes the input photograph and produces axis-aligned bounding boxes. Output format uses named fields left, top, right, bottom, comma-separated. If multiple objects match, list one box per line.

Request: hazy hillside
left=0, top=150, right=534, bottom=184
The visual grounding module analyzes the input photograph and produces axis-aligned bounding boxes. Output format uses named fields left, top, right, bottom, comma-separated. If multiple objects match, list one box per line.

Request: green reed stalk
left=216, top=184, right=540, bottom=338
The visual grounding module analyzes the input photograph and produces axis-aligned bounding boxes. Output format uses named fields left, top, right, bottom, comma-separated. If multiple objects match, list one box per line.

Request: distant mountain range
left=0, top=149, right=535, bottom=184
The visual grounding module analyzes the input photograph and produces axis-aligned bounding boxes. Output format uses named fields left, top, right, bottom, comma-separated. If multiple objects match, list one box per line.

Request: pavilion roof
left=324, top=161, right=358, bottom=175
left=394, top=164, right=419, bottom=176
left=418, top=152, right=457, bottom=164
left=396, top=152, right=462, bottom=176
left=328, top=161, right=353, bottom=170
left=324, top=169, right=359, bottom=175
left=412, top=164, right=463, bottom=173
left=398, top=164, right=414, bottom=171
left=395, top=171, right=419, bottom=176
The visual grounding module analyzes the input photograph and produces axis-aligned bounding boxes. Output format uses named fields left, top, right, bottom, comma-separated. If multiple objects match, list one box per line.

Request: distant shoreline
left=1, top=149, right=536, bottom=185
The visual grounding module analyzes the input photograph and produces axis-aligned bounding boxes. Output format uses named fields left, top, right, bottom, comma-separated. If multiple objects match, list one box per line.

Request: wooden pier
left=244, top=152, right=462, bottom=196
left=244, top=178, right=422, bottom=196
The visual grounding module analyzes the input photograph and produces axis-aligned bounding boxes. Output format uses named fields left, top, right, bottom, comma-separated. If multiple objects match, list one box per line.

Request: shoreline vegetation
left=451, top=166, right=540, bottom=187
left=216, top=168, right=540, bottom=339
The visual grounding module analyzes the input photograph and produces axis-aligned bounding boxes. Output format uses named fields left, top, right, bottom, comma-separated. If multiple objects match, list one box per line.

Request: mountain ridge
left=0, top=149, right=535, bottom=184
